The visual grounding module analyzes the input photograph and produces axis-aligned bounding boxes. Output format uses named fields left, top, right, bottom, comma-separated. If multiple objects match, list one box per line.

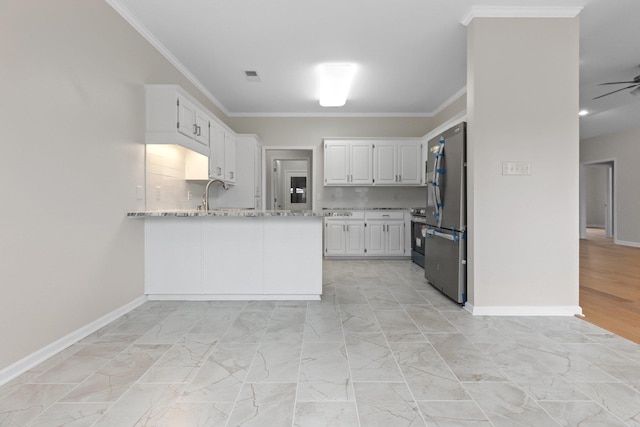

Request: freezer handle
left=426, top=229, right=457, bottom=241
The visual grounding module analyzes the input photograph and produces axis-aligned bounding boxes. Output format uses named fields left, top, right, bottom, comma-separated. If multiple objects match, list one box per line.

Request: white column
left=466, top=16, right=581, bottom=315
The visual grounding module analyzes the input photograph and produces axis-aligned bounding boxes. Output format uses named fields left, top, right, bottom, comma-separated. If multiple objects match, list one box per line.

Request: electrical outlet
left=187, top=190, right=192, bottom=200
left=136, top=185, right=144, bottom=200
left=502, top=162, right=532, bottom=176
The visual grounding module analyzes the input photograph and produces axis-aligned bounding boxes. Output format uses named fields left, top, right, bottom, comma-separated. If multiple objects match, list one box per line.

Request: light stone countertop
left=127, top=209, right=352, bottom=218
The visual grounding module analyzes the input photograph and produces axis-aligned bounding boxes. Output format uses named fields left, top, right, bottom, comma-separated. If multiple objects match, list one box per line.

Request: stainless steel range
left=409, top=207, right=427, bottom=268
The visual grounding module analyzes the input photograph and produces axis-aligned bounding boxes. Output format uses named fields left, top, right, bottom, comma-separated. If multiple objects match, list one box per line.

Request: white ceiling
left=109, top=0, right=640, bottom=139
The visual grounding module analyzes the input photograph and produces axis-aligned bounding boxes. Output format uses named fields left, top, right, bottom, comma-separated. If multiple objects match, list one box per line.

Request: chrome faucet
left=202, top=179, right=229, bottom=210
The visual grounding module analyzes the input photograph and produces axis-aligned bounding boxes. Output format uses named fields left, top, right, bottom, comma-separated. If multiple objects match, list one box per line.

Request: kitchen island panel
left=145, top=218, right=202, bottom=295
left=202, top=217, right=264, bottom=296
left=264, top=217, right=322, bottom=298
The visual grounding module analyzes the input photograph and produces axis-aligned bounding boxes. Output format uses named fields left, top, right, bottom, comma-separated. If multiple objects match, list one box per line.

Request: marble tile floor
left=2, top=260, right=640, bottom=426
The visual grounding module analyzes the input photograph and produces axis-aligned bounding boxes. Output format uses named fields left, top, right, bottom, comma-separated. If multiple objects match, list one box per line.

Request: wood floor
left=580, top=228, right=640, bottom=344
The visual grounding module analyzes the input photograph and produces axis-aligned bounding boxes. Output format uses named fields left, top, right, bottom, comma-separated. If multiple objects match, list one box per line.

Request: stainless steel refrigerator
left=424, top=122, right=467, bottom=304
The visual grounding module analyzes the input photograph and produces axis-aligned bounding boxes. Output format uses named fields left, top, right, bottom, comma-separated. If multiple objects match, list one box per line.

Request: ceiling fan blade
left=598, top=81, right=637, bottom=86
left=593, top=84, right=639, bottom=100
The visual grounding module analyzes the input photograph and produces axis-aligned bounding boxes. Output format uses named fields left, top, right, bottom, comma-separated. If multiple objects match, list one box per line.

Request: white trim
left=147, top=294, right=320, bottom=301
left=430, top=86, right=467, bottom=117
left=423, top=111, right=468, bottom=142
left=470, top=305, right=583, bottom=316
left=227, top=111, right=434, bottom=118
left=461, top=6, right=583, bottom=26
left=264, top=146, right=317, bottom=211
left=580, top=158, right=617, bottom=242
left=463, top=301, right=474, bottom=314
left=614, top=239, right=640, bottom=248
left=105, top=0, right=229, bottom=116
left=0, top=296, right=147, bottom=387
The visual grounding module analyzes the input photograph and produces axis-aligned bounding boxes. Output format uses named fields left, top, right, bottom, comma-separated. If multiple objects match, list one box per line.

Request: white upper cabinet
left=373, top=142, right=397, bottom=185
left=224, top=132, right=237, bottom=184
left=373, top=140, right=422, bottom=185
left=209, top=121, right=225, bottom=180
left=324, top=140, right=373, bottom=185
left=325, top=138, right=421, bottom=186
left=145, top=85, right=212, bottom=156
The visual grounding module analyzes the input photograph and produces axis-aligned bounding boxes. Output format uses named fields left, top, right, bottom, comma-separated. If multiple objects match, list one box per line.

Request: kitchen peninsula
left=129, top=209, right=349, bottom=300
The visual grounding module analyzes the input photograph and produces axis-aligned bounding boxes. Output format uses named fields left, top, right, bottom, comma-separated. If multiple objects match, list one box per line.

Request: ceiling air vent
left=244, top=70, right=261, bottom=82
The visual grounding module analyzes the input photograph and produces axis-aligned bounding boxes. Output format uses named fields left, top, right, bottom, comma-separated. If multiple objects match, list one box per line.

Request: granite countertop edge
left=127, top=210, right=352, bottom=218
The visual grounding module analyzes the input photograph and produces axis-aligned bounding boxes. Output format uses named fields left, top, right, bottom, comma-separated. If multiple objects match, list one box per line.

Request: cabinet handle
left=193, top=124, right=198, bottom=135
left=196, top=125, right=201, bottom=136
left=399, top=174, right=402, bottom=182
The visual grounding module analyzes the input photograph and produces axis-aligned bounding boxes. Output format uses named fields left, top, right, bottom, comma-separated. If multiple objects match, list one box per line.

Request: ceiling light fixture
left=318, top=63, right=356, bottom=107
left=578, top=110, right=589, bottom=116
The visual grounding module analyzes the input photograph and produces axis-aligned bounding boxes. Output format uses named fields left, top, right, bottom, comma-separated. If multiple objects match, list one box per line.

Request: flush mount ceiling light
left=578, top=110, right=589, bottom=116
left=317, top=63, right=357, bottom=107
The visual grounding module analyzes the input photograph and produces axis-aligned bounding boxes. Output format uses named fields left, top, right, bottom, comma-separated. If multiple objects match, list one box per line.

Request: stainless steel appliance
left=410, top=208, right=427, bottom=268
left=424, top=122, right=467, bottom=304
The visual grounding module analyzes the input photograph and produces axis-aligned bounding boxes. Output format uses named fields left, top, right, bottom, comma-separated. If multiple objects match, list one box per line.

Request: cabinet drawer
left=365, top=211, right=404, bottom=220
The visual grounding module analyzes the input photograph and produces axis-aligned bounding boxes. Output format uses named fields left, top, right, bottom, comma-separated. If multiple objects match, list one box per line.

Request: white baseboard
left=0, top=296, right=147, bottom=387
left=586, top=224, right=605, bottom=228
left=470, top=305, right=583, bottom=316
left=614, top=239, right=640, bottom=248
left=147, top=294, right=321, bottom=301
left=463, top=302, right=474, bottom=314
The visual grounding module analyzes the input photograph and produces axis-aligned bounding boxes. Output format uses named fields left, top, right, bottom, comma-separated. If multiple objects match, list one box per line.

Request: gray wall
left=466, top=17, right=580, bottom=311
left=0, top=0, right=223, bottom=372
left=581, top=125, right=640, bottom=246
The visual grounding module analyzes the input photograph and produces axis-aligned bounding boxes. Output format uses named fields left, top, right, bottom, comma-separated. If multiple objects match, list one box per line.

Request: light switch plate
left=502, top=162, right=531, bottom=176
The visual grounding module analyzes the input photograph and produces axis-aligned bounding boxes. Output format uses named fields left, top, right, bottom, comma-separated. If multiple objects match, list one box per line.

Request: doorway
left=580, top=160, right=615, bottom=240
left=265, top=148, right=314, bottom=210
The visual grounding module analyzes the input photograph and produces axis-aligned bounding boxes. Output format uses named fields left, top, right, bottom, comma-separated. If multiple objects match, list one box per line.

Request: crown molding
left=105, top=0, right=230, bottom=116
left=461, top=6, right=583, bottom=26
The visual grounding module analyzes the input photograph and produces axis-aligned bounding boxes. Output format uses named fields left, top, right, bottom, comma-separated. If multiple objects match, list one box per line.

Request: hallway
left=580, top=228, right=640, bottom=344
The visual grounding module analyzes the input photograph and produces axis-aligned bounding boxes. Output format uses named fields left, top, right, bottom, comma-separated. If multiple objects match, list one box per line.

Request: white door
left=350, top=142, right=373, bottom=185
left=324, top=142, right=349, bottom=185
left=194, top=109, right=210, bottom=146
left=365, top=221, right=385, bottom=255
left=325, top=221, right=346, bottom=255
left=345, top=222, right=366, bottom=255
left=224, top=133, right=236, bottom=183
left=209, top=122, right=225, bottom=179
left=177, top=96, right=197, bottom=139
left=386, top=221, right=405, bottom=255
left=374, top=142, right=397, bottom=185
left=284, top=170, right=310, bottom=210
left=398, top=142, right=421, bottom=184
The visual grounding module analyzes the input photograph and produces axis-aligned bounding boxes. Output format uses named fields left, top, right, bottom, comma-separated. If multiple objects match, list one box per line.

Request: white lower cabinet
left=324, top=211, right=407, bottom=258
left=324, top=212, right=366, bottom=256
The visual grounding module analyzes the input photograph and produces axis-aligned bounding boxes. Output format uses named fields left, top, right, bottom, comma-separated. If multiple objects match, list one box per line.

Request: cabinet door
left=324, top=142, right=349, bottom=185
left=224, top=133, right=237, bottom=183
left=177, top=96, right=197, bottom=139
left=386, top=221, right=405, bottom=255
left=209, top=123, right=225, bottom=180
left=365, top=221, right=385, bottom=255
left=325, top=221, right=346, bottom=255
left=194, top=109, right=210, bottom=146
left=373, top=142, right=397, bottom=185
left=398, top=142, right=421, bottom=184
left=350, top=142, right=373, bottom=185
left=345, top=222, right=365, bottom=255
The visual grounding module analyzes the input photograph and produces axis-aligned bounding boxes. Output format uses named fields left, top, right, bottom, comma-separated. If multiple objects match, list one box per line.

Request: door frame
left=264, top=146, right=316, bottom=211
left=580, top=158, right=616, bottom=241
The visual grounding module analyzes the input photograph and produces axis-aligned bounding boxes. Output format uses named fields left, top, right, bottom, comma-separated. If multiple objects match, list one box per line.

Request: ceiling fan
left=594, top=71, right=640, bottom=100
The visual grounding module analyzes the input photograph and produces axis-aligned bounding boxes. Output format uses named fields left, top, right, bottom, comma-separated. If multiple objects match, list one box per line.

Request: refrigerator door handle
left=432, top=137, right=445, bottom=227
left=426, top=228, right=457, bottom=241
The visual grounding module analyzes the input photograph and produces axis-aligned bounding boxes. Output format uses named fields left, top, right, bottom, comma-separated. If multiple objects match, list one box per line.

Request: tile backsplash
left=145, top=144, right=205, bottom=210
